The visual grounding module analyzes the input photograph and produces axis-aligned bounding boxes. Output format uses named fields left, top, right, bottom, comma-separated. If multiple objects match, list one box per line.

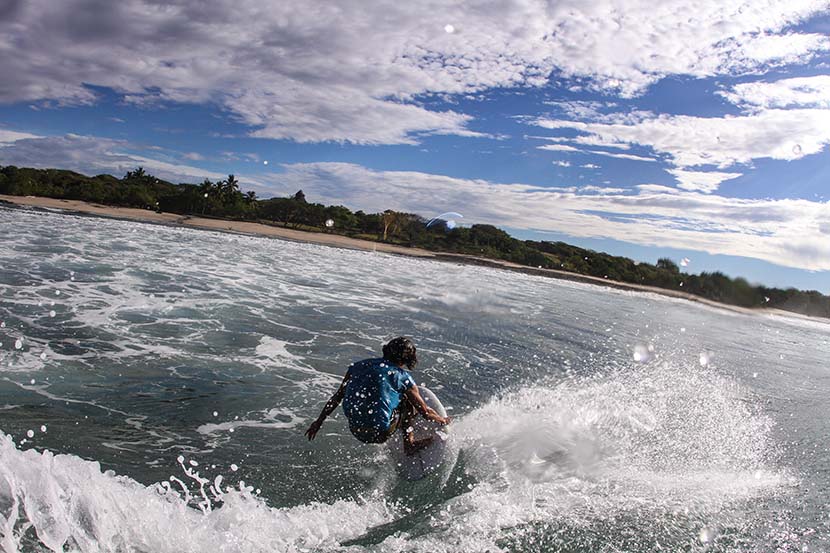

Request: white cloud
left=0, top=129, right=42, bottom=145
left=572, top=134, right=632, bottom=150
left=723, top=32, right=830, bottom=70
left=260, top=161, right=830, bottom=272
left=1, top=0, right=828, bottom=143
left=536, top=109, right=830, bottom=168
left=581, top=163, right=600, bottom=169
left=720, top=75, right=830, bottom=109
left=668, top=169, right=743, bottom=193
left=538, top=144, right=580, bottom=152
left=545, top=100, right=615, bottom=120
left=552, top=160, right=572, bottom=167
left=0, top=133, right=229, bottom=184
left=585, top=149, right=656, bottom=162
left=578, top=185, right=627, bottom=194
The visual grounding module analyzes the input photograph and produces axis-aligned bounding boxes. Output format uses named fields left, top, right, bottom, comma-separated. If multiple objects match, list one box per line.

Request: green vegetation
left=2, top=164, right=828, bottom=319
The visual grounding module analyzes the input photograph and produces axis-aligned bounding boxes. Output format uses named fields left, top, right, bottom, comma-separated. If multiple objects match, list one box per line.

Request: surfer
left=304, top=336, right=450, bottom=455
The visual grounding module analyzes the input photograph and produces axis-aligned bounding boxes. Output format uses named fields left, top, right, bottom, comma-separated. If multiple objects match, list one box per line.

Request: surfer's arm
left=305, top=372, right=350, bottom=441
left=405, top=385, right=451, bottom=425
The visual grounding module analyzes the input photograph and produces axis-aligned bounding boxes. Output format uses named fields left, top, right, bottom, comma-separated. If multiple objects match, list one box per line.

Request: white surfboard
left=388, top=387, right=450, bottom=481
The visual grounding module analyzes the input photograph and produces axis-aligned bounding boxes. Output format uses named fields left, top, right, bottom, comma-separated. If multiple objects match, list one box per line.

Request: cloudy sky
left=1, top=0, right=829, bottom=291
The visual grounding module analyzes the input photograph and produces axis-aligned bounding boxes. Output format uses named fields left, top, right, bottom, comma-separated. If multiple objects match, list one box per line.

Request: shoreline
left=2, top=194, right=824, bottom=324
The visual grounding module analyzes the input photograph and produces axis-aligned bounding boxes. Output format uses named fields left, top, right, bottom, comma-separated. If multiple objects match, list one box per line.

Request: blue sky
left=0, top=1, right=829, bottom=292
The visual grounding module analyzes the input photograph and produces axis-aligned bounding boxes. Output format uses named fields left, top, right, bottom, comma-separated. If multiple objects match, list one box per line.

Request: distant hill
left=2, top=164, right=828, bottom=319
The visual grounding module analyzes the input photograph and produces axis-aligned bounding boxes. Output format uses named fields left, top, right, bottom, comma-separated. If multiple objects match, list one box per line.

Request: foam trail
left=0, top=433, right=394, bottom=552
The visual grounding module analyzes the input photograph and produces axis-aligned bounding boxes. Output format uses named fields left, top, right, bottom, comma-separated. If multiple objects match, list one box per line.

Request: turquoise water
left=1, top=204, right=829, bottom=552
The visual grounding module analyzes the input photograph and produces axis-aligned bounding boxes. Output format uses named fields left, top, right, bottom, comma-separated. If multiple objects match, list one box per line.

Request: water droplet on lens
left=426, top=212, right=463, bottom=231
left=699, top=527, right=715, bottom=543
left=325, top=219, right=334, bottom=228
left=231, top=463, right=239, bottom=472
left=699, top=351, right=710, bottom=366
left=55, top=290, right=60, bottom=296
left=40, top=352, right=47, bottom=360
left=40, top=425, right=46, bottom=432
left=177, top=455, right=184, bottom=463
left=26, top=430, right=34, bottom=438
left=14, top=339, right=23, bottom=350
left=444, top=24, right=455, bottom=33
left=49, top=310, right=56, bottom=318
left=632, top=344, right=651, bottom=362
left=213, top=411, right=218, bottom=417
left=793, top=144, right=802, bottom=155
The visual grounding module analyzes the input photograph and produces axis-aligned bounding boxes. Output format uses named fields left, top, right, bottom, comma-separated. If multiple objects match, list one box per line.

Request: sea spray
left=0, top=433, right=395, bottom=552
left=431, top=359, right=784, bottom=550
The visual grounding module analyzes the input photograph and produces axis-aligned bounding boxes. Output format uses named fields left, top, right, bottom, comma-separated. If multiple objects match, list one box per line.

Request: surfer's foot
left=404, top=436, right=433, bottom=456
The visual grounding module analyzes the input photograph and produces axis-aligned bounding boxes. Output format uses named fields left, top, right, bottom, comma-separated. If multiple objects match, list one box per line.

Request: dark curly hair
left=382, top=336, right=418, bottom=370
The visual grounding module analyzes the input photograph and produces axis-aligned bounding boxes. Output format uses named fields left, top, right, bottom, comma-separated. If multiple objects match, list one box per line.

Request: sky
left=0, top=0, right=829, bottom=292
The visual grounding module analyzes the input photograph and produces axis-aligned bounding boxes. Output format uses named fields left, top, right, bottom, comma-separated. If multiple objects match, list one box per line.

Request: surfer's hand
left=429, top=413, right=451, bottom=425
left=305, top=419, right=323, bottom=441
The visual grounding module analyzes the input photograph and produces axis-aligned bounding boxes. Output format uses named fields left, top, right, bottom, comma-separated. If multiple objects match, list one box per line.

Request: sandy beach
left=0, top=194, right=437, bottom=258
left=1, top=194, right=821, bottom=322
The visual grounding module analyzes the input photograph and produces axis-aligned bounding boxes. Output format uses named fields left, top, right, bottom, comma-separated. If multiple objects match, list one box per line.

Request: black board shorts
left=349, top=408, right=401, bottom=444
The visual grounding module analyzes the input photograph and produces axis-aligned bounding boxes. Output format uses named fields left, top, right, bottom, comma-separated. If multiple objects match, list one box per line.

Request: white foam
left=436, top=361, right=785, bottom=547
left=0, top=433, right=394, bottom=552
left=197, top=408, right=303, bottom=436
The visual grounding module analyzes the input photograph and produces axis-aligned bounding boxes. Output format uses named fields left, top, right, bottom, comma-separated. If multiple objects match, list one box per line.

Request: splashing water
left=0, top=434, right=394, bottom=552
left=435, top=361, right=783, bottom=551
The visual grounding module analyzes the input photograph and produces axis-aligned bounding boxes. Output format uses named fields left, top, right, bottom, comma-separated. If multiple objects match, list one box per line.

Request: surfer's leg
left=400, top=396, right=433, bottom=455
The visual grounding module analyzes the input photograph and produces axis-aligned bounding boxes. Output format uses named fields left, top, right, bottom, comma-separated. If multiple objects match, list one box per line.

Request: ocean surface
left=1, top=204, right=829, bottom=552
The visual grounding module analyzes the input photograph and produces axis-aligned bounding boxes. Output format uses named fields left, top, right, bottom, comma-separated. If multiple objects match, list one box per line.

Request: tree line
left=1, top=164, right=828, bottom=318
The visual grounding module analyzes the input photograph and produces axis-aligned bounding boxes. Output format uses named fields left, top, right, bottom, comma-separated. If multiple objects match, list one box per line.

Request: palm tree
left=226, top=174, right=239, bottom=195
left=381, top=210, right=402, bottom=241
left=199, top=179, right=213, bottom=214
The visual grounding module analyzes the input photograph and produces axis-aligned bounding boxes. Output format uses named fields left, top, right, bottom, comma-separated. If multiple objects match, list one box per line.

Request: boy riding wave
left=305, top=337, right=450, bottom=455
